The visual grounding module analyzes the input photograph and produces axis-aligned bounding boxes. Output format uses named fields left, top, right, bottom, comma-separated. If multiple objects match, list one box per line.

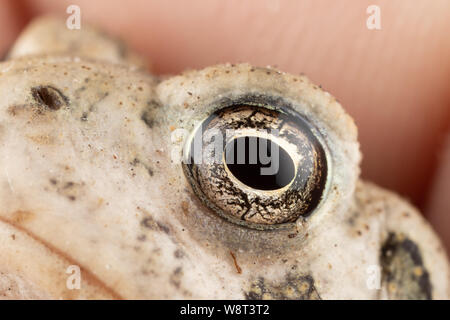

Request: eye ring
left=183, top=97, right=329, bottom=230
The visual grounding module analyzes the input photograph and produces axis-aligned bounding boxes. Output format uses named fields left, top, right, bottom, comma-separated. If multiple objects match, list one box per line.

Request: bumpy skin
left=0, top=17, right=448, bottom=299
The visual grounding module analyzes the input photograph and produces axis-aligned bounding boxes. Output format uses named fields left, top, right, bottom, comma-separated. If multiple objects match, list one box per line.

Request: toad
left=0, top=16, right=448, bottom=299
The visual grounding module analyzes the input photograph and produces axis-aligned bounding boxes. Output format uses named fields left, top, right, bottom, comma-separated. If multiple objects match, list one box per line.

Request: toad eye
left=183, top=104, right=328, bottom=230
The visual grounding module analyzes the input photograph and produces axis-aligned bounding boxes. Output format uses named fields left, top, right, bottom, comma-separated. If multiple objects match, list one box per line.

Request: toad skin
left=0, top=17, right=448, bottom=299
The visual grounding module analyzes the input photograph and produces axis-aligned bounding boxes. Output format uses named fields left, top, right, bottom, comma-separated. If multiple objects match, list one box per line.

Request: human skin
left=0, top=0, right=449, bottom=250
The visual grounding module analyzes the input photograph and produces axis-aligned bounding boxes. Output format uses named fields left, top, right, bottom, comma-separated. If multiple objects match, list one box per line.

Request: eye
left=183, top=103, right=328, bottom=230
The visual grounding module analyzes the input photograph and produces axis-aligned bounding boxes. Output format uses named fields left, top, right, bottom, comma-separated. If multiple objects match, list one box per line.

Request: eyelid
left=158, top=63, right=360, bottom=232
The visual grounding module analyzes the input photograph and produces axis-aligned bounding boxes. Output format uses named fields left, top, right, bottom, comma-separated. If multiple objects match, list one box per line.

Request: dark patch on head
left=51, top=180, right=83, bottom=202
left=141, top=216, right=171, bottom=234
left=157, top=222, right=170, bottom=234
left=63, top=182, right=75, bottom=189
left=174, top=249, right=185, bottom=259
left=245, top=274, right=320, bottom=300
left=81, top=112, right=88, bottom=121
left=381, top=232, right=432, bottom=300
left=76, top=91, right=109, bottom=121
left=130, top=158, right=140, bottom=166
left=173, top=266, right=182, bottom=275
left=137, top=234, right=146, bottom=241
left=31, top=86, right=69, bottom=111
left=130, top=157, right=154, bottom=177
left=141, top=110, right=154, bottom=128
left=170, top=266, right=183, bottom=288
left=7, top=105, right=23, bottom=116
left=141, top=216, right=157, bottom=230
left=141, top=100, right=161, bottom=129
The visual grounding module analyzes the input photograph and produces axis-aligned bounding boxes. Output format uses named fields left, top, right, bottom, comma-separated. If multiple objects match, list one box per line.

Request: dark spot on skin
left=7, top=105, right=22, bottom=116
left=174, top=249, right=185, bottom=259
left=288, top=233, right=297, bottom=239
left=157, top=222, right=170, bottom=234
left=130, top=158, right=154, bottom=177
left=77, top=91, right=109, bottom=121
left=170, top=267, right=183, bottom=288
left=52, top=180, right=83, bottom=202
left=130, top=158, right=140, bottom=166
left=347, top=216, right=355, bottom=226
left=141, top=100, right=161, bottom=128
left=141, top=110, right=154, bottom=128
left=381, top=232, right=432, bottom=299
left=141, top=217, right=157, bottom=230
left=64, top=182, right=75, bottom=189
left=245, top=274, right=320, bottom=300
left=31, top=86, right=69, bottom=110
left=173, top=266, right=182, bottom=275
left=141, top=216, right=171, bottom=234
left=137, top=234, right=146, bottom=241
left=81, top=112, right=88, bottom=121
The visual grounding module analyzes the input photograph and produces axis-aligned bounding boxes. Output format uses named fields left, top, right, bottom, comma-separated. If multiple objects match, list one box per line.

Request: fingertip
left=0, top=0, right=30, bottom=59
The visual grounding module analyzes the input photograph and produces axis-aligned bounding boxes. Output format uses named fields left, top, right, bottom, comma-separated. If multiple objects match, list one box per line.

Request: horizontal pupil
left=224, top=136, right=295, bottom=191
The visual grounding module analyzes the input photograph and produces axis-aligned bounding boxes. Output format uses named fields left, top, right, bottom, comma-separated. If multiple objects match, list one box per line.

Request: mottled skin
left=0, top=17, right=448, bottom=299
